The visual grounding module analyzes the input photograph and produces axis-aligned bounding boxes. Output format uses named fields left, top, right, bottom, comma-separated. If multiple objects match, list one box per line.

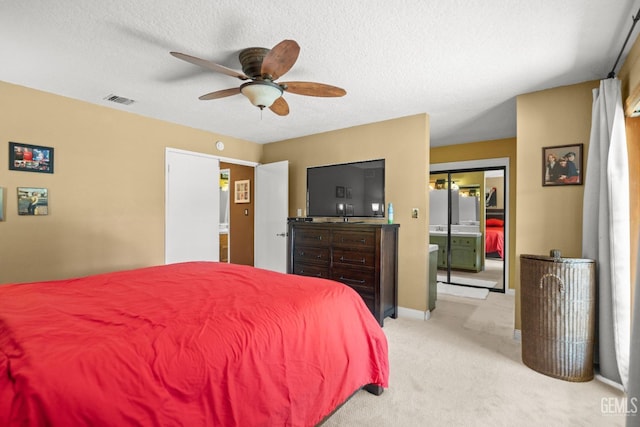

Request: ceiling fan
left=170, top=39, right=346, bottom=116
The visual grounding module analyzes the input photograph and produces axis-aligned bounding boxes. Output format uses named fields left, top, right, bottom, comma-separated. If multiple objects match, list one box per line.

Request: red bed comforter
left=485, top=226, right=504, bottom=259
left=0, top=262, right=388, bottom=426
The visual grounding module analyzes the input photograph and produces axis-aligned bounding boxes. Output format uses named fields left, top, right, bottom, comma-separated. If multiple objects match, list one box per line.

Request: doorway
left=165, top=148, right=288, bottom=271
left=220, top=162, right=255, bottom=266
left=430, top=158, right=509, bottom=293
left=219, top=168, right=230, bottom=263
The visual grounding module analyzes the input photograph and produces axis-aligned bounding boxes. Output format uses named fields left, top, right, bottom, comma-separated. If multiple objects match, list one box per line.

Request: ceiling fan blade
left=198, top=87, right=241, bottom=100
left=170, top=51, right=248, bottom=80
left=281, top=81, right=346, bottom=97
left=269, top=97, right=290, bottom=116
left=261, top=40, right=300, bottom=80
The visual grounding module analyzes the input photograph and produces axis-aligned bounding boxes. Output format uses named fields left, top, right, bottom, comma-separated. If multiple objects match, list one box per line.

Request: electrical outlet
left=412, top=208, right=419, bottom=219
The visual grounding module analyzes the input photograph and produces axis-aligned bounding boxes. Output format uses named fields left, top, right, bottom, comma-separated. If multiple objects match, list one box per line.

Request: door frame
left=212, top=156, right=259, bottom=266
left=430, top=157, right=511, bottom=292
left=165, top=148, right=221, bottom=264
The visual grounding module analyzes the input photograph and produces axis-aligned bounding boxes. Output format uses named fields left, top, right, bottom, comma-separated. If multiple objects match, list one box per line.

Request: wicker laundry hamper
left=520, top=251, right=596, bottom=382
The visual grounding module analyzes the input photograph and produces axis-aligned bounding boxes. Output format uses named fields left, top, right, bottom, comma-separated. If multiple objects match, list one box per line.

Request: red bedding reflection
left=0, top=262, right=388, bottom=426
left=485, top=226, right=504, bottom=259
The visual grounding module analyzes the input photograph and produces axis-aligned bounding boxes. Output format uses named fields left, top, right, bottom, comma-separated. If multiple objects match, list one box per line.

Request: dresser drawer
left=294, top=228, right=330, bottom=247
left=332, top=230, right=376, bottom=249
left=451, top=237, right=476, bottom=247
left=293, top=263, right=330, bottom=279
left=293, top=246, right=330, bottom=265
left=331, top=265, right=375, bottom=292
left=288, top=221, right=399, bottom=327
left=332, top=248, right=376, bottom=268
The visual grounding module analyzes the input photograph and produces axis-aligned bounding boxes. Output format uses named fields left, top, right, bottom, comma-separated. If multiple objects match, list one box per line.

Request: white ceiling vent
left=104, top=94, right=135, bottom=105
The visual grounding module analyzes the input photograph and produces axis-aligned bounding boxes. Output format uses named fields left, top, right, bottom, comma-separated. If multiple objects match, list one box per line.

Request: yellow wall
left=619, top=29, right=640, bottom=112
left=0, top=81, right=262, bottom=283
left=619, top=33, right=640, bottom=309
left=262, top=114, right=431, bottom=312
left=1, top=83, right=431, bottom=313
left=430, top=138, right=517, bottom=292
left=515, top=80, right=598, bottom=328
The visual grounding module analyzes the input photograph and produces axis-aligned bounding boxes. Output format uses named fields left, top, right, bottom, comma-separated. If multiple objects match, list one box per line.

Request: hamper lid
left=520, top=254, right=595, bottom=264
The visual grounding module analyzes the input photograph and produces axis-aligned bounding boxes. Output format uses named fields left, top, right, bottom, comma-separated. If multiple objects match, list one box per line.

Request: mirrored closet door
left=429, top=167, right=506, bottom=293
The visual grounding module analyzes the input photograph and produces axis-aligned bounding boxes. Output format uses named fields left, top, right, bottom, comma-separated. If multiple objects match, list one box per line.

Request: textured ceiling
left=1, top=1, right=639, bottom=146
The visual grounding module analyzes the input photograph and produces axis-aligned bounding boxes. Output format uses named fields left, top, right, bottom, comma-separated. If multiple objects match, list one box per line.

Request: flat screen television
left=306, top=159, right=385, bottom=218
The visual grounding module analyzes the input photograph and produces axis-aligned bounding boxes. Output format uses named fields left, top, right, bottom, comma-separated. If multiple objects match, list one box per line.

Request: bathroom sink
left=429, top=230, right=481, bottom=237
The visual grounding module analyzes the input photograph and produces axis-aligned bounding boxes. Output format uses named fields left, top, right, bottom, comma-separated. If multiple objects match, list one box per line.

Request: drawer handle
left=342, top=238, right=366, bottom=244
left=299, top=269, right=323, bottom=277
left=298, top=251, right=324, bottom=260
left=339, top=276, right=366, bottom=284
left=340, top=256, right=365, bottom=264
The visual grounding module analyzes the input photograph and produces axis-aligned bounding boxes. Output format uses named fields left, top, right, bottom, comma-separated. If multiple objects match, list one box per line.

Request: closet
left=429, top=166, right=506, bottom=292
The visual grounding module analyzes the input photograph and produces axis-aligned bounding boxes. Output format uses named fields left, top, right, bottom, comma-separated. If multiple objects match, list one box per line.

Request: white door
left=254, top=161, right=289, bottom=272
left=165, top=148, right=220, bottom=264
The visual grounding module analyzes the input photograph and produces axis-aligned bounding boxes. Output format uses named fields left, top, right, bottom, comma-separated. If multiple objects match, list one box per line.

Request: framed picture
left=0, top=187, right=4, bottom=221
left=17, top=187, right=48, bottom=216
left=346, top=187, right=352, bottom=199
left=335, top=186, right=345, bottom=198
left=234, top=180, right=250, bottom=203
left=9, top=142, right=54, bottom=174
left=345, top=204, right=354, bottom=216
left=542, top=144, right=583, bottom=186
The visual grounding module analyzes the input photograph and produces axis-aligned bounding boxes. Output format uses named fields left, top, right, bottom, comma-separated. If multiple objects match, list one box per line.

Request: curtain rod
left=608, top=7, right=640, bottom=78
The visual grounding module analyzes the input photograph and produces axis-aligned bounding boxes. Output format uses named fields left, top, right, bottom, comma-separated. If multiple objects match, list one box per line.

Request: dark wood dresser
left=287, top=221, right=399, bottom=326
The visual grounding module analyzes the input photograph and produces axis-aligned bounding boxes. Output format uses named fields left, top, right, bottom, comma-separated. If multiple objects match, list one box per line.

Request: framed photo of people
left=9, top=142, right=54, bottom=174
left=0, top=187, right=4, bottom=221
left=17, top=187, right=48, bottom=216
left=542, top=143, right=583, bottom=186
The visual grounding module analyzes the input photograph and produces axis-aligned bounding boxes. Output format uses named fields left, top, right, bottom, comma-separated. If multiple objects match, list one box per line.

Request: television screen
left=306, top=159, right=385, bottom=218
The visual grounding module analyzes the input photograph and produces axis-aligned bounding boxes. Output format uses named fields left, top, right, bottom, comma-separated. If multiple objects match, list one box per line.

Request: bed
left=0, top=262, right=389, bottom=426
left=485, top=214, right=505, bottom=259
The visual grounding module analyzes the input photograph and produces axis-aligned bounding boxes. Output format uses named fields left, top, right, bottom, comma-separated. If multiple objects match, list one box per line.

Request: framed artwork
left=9, top=142, right=54, bottom=174
left=542, top=144, right=583, bottom=186
left=17, top=187, right=48, bottom=216
left=234, top=180, right=250, bottom=203
left=346, top=187, right=352, bottom=199
left=0, top=187, right=4, bottom=221
left=345, top=204, right=354, bottom=216
left=335, top=186, right=345, bottom=198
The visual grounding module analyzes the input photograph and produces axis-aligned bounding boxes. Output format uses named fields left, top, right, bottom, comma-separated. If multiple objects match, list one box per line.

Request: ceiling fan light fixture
left=240, top=81, right=283, bottom=109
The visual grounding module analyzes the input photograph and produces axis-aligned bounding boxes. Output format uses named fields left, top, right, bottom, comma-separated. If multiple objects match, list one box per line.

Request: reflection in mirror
left=428, top=168, right=505, bottom=293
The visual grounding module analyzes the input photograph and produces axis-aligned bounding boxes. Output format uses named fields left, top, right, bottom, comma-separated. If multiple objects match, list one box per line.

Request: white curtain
left=629, top=236, right=639, bottom=426
left=582, top=78, right=630, bottom=390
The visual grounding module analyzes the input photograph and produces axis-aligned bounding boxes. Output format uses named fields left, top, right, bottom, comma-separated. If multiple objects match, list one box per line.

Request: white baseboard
left=397, top=306, right=429, bottom=321
left=595, top=373, right=625, bottom=392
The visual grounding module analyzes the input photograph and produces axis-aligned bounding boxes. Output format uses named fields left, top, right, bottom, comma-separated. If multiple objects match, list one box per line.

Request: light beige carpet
left=322, top=292, right=626, bottom=426
left=437, top=282, right=489, bottom=299
left=437, top=274, right=497, bottom=288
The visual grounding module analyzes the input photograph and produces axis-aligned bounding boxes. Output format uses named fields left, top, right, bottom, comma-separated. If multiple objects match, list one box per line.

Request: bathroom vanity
left=429, top=228, right=482, bottom=272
